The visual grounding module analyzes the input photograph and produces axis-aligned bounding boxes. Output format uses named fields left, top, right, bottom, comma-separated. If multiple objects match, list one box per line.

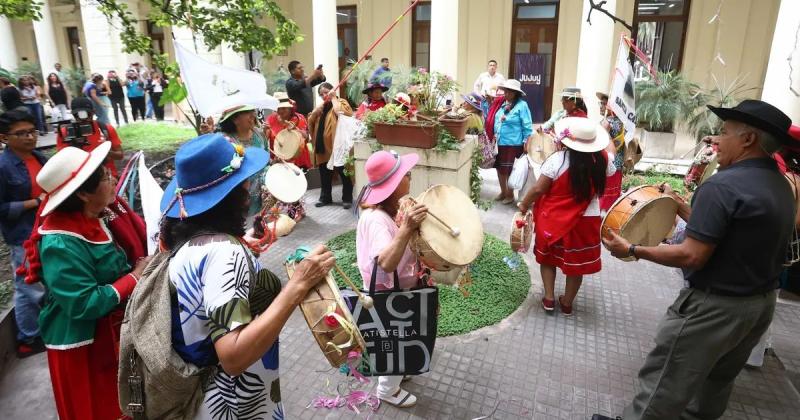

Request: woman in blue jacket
left=493, top=79, right=533, bottom=204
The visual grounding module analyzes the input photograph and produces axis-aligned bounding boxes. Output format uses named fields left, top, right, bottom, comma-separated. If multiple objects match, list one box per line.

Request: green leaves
left=635, top=70, right=703, bottom=133
left=0, top=0, right=43, bottom=21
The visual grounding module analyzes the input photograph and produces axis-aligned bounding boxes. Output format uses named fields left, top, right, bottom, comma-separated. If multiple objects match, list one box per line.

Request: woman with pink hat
left=355, top=150, right=428, bottom=408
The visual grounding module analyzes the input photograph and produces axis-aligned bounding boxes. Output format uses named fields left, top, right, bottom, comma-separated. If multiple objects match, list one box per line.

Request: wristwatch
left=628, top=244, right=639, bottom=260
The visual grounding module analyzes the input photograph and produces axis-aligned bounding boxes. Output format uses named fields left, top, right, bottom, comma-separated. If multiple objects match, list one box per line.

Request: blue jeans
left=145, top=95, right=154, bottom=119
left=9, top=244, right=44, bottom=342
left=92, top=100, right=111, bottom=127
left=24, top=103, right=46, bottom=133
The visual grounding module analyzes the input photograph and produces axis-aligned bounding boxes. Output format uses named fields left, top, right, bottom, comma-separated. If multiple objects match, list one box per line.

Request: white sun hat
left=553, top=117, right=610, bottom=153
left=37, top=142, right=112, bottom=216
left=499, top=79, right=526, bottom=96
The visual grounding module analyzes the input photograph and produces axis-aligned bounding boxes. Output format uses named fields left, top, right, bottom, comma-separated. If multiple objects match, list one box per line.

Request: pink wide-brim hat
left=360, top=150, right=419, bottom=205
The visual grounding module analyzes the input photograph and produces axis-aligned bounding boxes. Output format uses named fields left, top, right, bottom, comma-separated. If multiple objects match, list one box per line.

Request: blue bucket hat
left=160, top=133, right=269, bottom=218
left=461, top=92, right=483, bottom=111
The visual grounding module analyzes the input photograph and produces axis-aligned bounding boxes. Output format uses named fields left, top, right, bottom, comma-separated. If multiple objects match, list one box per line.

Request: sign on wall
left=514, top=53, right=547, bottom=122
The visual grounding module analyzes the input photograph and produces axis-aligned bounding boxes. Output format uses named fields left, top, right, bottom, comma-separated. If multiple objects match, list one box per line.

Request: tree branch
left=587, top=0, right=633, bottom=32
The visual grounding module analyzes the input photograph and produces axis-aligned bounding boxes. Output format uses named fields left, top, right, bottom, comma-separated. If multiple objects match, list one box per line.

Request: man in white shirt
left=473, top=60, right=505, bottom=96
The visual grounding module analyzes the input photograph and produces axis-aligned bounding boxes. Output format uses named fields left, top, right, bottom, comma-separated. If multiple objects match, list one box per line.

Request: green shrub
left=117, top=122, right=196, bottom=154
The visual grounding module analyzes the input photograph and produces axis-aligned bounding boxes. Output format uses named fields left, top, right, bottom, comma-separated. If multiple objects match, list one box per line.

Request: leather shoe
left=315, top=201, right=331, bottom=208
left=342, top=202, right=352, bottom=210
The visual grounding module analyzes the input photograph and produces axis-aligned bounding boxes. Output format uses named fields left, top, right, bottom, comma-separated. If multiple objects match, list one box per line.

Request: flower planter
left=438, top=115, right=469, bottom=141
left=641, top=130, right=677, bottom=160
left=374, top=121, right=440, bottom=149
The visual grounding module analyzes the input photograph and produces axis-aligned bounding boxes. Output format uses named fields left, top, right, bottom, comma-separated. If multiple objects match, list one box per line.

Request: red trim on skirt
left=599, top=170, right=623, bottom=211
left=534, top=216, right=602, bottom=275
left=46, top=311, right=125, bottom=420
left=494, top=145, right=524, bottom=177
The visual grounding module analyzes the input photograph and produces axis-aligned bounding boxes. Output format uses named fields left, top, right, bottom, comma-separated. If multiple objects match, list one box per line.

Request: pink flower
left=324, top=314, right=340, bottom=328
left=419, top=68, right=428, bottom=74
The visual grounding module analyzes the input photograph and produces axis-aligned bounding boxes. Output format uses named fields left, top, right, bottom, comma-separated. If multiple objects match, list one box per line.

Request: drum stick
left=334, top=264, right=374, bottom=309
left=426, top=210, right=461, bottom=237
left=406, top=196, right=461, bottom=237
left=267, top=146, right=303, bottom=176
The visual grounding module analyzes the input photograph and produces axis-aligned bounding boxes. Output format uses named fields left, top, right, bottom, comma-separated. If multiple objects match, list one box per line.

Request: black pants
left=318, top=163, right=353, bottom=203
left=151, top=93, right=164, bottom=121
left=110, top=97, right=128, bottom=125
left=128, top=97, right=146, bottom=121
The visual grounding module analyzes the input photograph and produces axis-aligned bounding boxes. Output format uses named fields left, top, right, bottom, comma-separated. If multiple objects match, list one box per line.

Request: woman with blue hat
left=159, top=133, right=335, bottom=419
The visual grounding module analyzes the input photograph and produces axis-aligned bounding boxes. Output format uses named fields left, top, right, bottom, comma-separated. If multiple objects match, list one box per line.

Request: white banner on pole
left=174, top=42, right=279, bottom=116
left=609, top=39, right=637, bottom=145
left=137, top=153, right=164, bottom=255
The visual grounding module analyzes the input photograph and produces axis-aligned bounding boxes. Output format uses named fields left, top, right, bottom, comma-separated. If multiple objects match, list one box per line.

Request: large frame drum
left=602, top=185, right=678, bottom=261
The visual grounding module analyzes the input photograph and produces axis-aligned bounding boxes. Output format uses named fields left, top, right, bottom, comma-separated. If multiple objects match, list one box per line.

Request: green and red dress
left=37, top=209, right=139, bottom=420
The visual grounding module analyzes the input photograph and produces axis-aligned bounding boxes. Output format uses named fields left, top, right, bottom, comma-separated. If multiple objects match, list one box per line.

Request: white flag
left=174, top=42, right=279, bottom=116
left=609, top=39, right=636, bottom=145
left=137, top=153, right=164, bottom=255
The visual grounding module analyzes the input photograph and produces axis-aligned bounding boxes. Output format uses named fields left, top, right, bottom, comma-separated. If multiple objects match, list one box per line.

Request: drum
left=273, top=129, right=303, bottom=160
left=264, top=162, right=306, bottom=203
left=510, top=211, right=533, bottom=253
left=602, top=185, right=678, bottom=261
left=285, top=262, right=366, bottom=368
left=527, top=131, right=557, bottom=165
left=623, top=138, right=643, bottom=172
left=684, top=141, right=718, bottom=190
left=398, top=185, right=483, bottom=272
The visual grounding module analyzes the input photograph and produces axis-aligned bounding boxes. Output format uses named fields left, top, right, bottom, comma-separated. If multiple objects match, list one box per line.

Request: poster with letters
left=342, top=287, right=438, bottom=376
left=514, top=53, right=547, bottom=122
left=609, top=40, right=637, bottom=145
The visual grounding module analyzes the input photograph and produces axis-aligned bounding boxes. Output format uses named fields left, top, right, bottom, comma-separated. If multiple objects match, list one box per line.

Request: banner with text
left=609, top=40, right=637, bottom=145
left=514, top=54, right=547, bottom=122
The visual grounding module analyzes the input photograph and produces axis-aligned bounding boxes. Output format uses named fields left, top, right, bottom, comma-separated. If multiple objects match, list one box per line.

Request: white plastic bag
left=329, top=114, right=362, bottom=170
left=507, top=156, right=529, bottom=190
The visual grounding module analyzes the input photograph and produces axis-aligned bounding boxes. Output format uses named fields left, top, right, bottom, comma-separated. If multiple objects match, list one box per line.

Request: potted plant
left=685, top=75, right=757, bottom=141
left=410, top=69, right=470, bottom=141
left=635, top=71, right=702, bottom=159
left=365, top=104, right=441, bottom=149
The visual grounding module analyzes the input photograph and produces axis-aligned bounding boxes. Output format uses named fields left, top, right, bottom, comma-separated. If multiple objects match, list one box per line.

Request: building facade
left=2, top=0, right=799, bottom=123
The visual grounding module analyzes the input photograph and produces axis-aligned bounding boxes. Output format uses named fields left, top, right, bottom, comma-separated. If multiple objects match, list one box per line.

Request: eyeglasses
left=7, top=129, right=38, bottom=139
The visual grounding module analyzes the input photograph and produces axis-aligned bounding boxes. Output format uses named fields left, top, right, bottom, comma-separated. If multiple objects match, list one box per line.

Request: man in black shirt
left=599, top=100, right=796, bottom=420
left=285, top=60, right=326, bottom=116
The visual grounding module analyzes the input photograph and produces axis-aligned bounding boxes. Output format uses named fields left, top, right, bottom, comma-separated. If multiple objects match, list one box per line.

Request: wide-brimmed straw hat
left=499, top=79, right=526, bottom=96
left=37, top=142, right=112, bottom=216
left=357, top=150, right=419, bottom=205
left=707, top=99, right=794, bottom=145
left=219, top=104, right=255, bottom=123
left=362, top=82, right=389, bottom=94
left=273, top=92, right=294, bottom=109
left=553, top=117, right=609, bottom=153
left=160, top=133, right=269, bottom=218
left=560, top=87, right=582, bottom=100
left=393, top=92, right=412, bottom=108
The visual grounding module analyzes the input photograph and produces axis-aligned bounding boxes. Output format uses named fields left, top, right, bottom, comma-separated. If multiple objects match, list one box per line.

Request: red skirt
left=46, top=311, right=125, bottom=420
left=494, top=145, right=524, bottom=177
left=599, top=171, right=623, bottom=211
left=534, top=216, right=602, bottom=275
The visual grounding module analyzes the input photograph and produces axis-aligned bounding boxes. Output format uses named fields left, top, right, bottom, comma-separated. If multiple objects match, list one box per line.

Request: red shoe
left=541, top=297, right=555, bottom=312
left=558, top=295, right=573, bottom=316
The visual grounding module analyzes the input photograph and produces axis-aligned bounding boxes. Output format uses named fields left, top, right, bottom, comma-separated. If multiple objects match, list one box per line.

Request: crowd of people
left=0, top=54, right=799, bottom=420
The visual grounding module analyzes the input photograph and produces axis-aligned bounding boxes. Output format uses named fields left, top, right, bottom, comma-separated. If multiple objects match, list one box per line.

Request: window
left=510, top=0, right=559, bottom=120
left=337, top=6, right=358, bottom=71
left=631, top=0, right=691, bottom=75
left=411, top=2, right=431, bottom=69
left=147, top=21, right=165, bottom=57
left=66, top=27, right=84, bottom=69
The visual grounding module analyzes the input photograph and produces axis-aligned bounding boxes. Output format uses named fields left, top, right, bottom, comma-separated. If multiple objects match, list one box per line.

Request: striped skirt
left=494, top=145, right=524, bottom=177
left=534, top=216, right=602, bottom=276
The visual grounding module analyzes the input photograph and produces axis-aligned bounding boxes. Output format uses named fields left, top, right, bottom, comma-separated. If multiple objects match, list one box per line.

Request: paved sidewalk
left=1, top=169, right=799, bottom=419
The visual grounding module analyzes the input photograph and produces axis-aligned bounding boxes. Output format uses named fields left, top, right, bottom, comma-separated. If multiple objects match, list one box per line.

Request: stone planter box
left=374, top=121, right=440, bottom=149
left=0, top=305, right=16, bottom=374
left=354, top=136, right=476, bottom=199
left=641, top=130, right=677, bottom=160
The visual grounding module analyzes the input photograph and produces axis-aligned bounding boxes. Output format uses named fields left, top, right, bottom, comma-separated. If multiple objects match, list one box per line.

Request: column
left=311, top=0, right=340, bottom=93
left=575, top=0, right=617, bottom=119
left=79, top=0, right=134, bottom=74
left=32, top=0, right=59, bottom=76
left=0, top=17, right=19, bottom=70
left=429, top=0, right=460, bottom=78
left=761, top=0, right=800, bottom=122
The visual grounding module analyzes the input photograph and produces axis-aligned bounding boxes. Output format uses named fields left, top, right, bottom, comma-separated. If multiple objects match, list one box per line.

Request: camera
left=56, top=120, right=94, bottom=148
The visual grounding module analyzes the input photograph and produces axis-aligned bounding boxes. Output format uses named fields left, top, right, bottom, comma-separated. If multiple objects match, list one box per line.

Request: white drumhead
left=274, top=129, right=303, bottom=160
left=264, top=162, right=307, bottom=203
left=417, top=185, right=483, bottom=266
left=527, top=131, right=557, bottom=165
left=619, top=196, right=678, bottom=247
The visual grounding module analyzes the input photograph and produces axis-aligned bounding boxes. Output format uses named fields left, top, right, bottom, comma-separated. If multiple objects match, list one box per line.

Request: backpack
left=118, top=235, right=232, bottom=419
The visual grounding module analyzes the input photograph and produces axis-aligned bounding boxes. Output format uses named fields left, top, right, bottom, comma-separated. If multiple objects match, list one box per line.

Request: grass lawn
left=327, top=230, right=531, bottom=337
left=116, top=122, right=196, bottom=154
left=623, top=170, right=688, bottom=195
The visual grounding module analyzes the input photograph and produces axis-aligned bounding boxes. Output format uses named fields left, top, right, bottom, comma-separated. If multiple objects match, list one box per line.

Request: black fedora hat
left=362, top=82, right=389, bottom=94
left=707, top=100, right=793, bottom=144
